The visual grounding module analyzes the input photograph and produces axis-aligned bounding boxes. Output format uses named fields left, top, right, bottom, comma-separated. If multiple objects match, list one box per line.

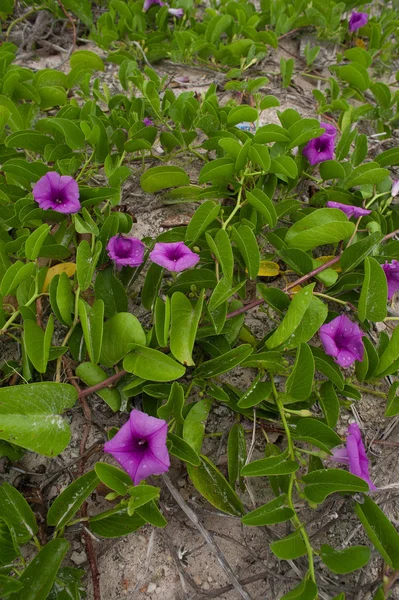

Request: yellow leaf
left=316, top=256, right=342, bottom=273
left=42, top=263, right=76, bottom=292
left=290, top=285, right=302, bottom=293
left=258, top=261, right=280, bottom=277
left=355, top=38, right=366, bottom=49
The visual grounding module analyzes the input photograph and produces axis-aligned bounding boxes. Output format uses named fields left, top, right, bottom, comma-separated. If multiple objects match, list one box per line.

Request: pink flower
left=349, top=11, right=369, bottom=33
left=143, top=117, right=153, bottom=127
left=168, top=7, right=184, bottom=17
left=319, top=315, right=365, bottom=368
left=143, top=0, right=164, bottom=10
left=326, top=201, right=371, bottom=219
left=149, top=242, right=199, bottom=272
left=107, top=235, right=145, bottom=269
left=382, top=260, right=399, bottom=300
left=104, top=410, right=170, bottom=485
left=392, top=180, right=399, bottom=198
left=33, top=172, right=80, bottom=214
left=303, top=122, right=337, bottom=166
left=330, top=423, right=376, bottom=490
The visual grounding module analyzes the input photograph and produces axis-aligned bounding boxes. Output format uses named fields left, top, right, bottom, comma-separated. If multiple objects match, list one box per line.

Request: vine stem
left=272, top=379, right=316, bottom=584
left=78, top=369, right=127, bottom=399
left=6, top=6, right=46, bottom=40
left=222, top=175, right=245, bottom=230
left=55, top=287, right=80, bottom=383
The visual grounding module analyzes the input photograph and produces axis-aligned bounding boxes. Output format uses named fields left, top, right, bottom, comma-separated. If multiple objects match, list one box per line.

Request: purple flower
left=143, top=117, right=153, bottom=127
left=330, top=423, right=376, bottom=490
left=168, top=7, right=184, bottom=17
left=33, top=172, right=80, bottom=214
left=326, top=201, right=372, bottom=219
left=303, top=123, right=337, bottom=166
left=143, top=0, right=164, bottom=10
left=107, top=235, right=145, bottom=269
left=319, top=314, right=365, bottom=368
left=349, top=11, right=369, bottom=33
left=104, top=410, right=170, bottom=485
left=149, top=242, right=200, bottom=272
left=382, top=260, right=399, bottom=300
left=392, top=180, right=399, bottom=197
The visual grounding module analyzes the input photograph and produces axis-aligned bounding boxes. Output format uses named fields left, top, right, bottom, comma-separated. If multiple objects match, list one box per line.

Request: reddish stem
left=78, top=370, right=127, bottom=399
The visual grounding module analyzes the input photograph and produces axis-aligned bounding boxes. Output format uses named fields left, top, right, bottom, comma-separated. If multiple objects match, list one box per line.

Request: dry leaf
left=42, top=262, right=77, bottom=292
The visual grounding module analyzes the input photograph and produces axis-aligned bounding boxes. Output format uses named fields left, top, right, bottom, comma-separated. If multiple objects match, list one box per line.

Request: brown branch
left=77, top=369, right=127, bottom=399
left=56, top=0, right=76, bottom=47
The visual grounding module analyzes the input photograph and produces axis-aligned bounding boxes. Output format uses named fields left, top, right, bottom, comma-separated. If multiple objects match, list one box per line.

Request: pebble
left=70, top=550, right=87, bottom=566
left=202, top=582, right=210, bottom=590
left=147, top=582, right=157, bottom=594
left=177, top=478, right=186, bottom=487
left=193, top=576, right=202, bottom=586
left=155, top=587, right=162, bottom=595
left=138, top=535, right=146, bottom=543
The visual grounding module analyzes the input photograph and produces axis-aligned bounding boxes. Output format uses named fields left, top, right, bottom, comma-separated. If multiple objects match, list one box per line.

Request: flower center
left=137, top=438, right=148, bottom=449
left=116, top=238, right=133, bottom=258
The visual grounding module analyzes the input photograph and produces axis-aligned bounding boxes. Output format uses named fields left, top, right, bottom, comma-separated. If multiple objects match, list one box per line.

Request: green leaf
left=154, top=296, right=170, bottom=347
left=339, top=232, right=383, bottom=273
left=158, top=382, right=185, bottom=423
left=25, top=224, right=50, bottom=260
left=231, top=224, right=260, bottom=279
left=95, top=463, right=132, bottom=495
left=53, top=272, right=74, bottom=326
left=269, top=156, right=298, bottom=179
left=127, top=485, right=160, bottom=515
left=242, top=495, right=294, bottom=526
left=76, top=240, right=101, bottom=292
left=375, top=325, right=399, bottom=376
left=208, top=277, right=245, bottom=312
left=183, top=398, right=211, bottom=454
left=0, top=382, right=77, bottom=456
left=168, top=268, right=217, bottom=296
left=319, top=160, right=346, bottom=180
left=140, top=166, right=189, bottom=192
left=355, top=495, right=399, bottom=569
left=260, top=95, right=280, bottom=110
left=249, top=144, right=271, bottom=172
left=266, top=284, right=315, bottom=349
left=99, top=313, right=146, bottom=367
left=48, top=471, right=99, bottom=530
left=193, top=344, right=253, bottom=379
left=286, top=343, right=314, bottom=400
left=124, top=345, right=186, bottom=382
left=89, top=506, right=145, bottom=538
left=302, top=469, right=369, bottom=503
left=36, top=117, right=85, bottom=150
left=24, top=316, right=54, bottom=374
left=385, top=382, right=399, bottom=417
left=70, top=50, right=102, bottom=70
left=270, top=531, right=307, bottom=560
left=135, top=500, right=166, bottom=528
left=205, top=229, right=234, bottom=283
left=344, top=163, right=390, bottom=188
left=187, top=456, right=244, bottom=516
left=198, top=158, right=235, bottom=184
left=318, top=381, right=340, bottom=429
left=336, top=64, right=369, bottom=91
left=0, top=483, right=38, bottom=544
left=0, top=575, right=23, bottom=597
left=141, top=263, right=164, bottom=310
left=0, top=519, right=19, bottom=566
left=170, top=291, right=204, bottom=366
left=227, top=423, right=246, bottom=489
left=0, top=261, right=36, bottom=296
left=238, top=379, right=272, bottom=408
left=227, top=105, right=258, bottom=126
left=358, top=257, right=387, bottom=322
left=375, top=147, right=399, bottom=167
left=310, top=346, right=344, bottom=390
left=95, top=268, right=128, bottom=317
left=285, top=209, right=355, bottom=251
left=284, top=296, right=327, bottom=350
left=168, top=432, right=200, bottom=466
left=78, top=299, right=104, bottom=365
left=241, top=452, right=298, bottom=476
left=294, top=418, right=341, bottom=452
left=185, top=200, right=220, bottom=242
left=10, top=539, right=69, bottom=600
left=245, top=189, right=277, bottom=227
left=281, top=578, right=318, bottom=600
left=320, top=544, right=371, bottom=574
left=76, top=362, right=121, bottom=411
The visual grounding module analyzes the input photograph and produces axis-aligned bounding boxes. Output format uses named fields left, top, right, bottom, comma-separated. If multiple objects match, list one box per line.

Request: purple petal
left=168, top=7, right=184, bottom=17
left=319, top=327, right=339, bottom=358
left=32, top=172, right=80, bottom=214
left=330, top=447, right=350, bottom=464
left=382, top=260, right=399, bottom=300
left=349, top=11, right=369, bottom=33
left=326, top=201, right=371, bottom=219
left=335, top=348, right=357, bottom=368
left=133, top=450, right=169, bottom=485
left=320, top=122, right=337, bottom=139
left=107, top=236, right=145, bottom=268
left=347, top=423, right=376, bottom=490
left=392, top=180, right=399, bottom=198
left=319, top=315, right=364, bottom=368
left=106, top=450, right=140, bottom=484
left=104, top=419, right=134, bottom=454
left=150, top=242, right=199, bottom=272
left=130, top=409, right=166, bottom=439
left=303, top=135, right=335, bottom=166
left=143, top=117, right=153, bottom=127
left=143, top=0, right=164, bottom=10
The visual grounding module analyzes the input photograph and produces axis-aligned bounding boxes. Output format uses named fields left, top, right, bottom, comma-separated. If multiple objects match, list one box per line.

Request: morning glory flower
left=143, top=117, right=154, bottom=127
left=104, top=410, right=170, bottom=485
left=349, top=11, right=369, bottom=33
left=382, top=260, right=399, bottom=300
left=326, top=201, right=372, bottom=219
left=33, top=172, right=80, bottom=214
left=330, top=423, right=376, bottom=490
left=143, top=0, right=164, bottom=10
left=107, top=235, right=145, bottom=269
left=302, top=122, right=337, bottom=166
left=319, top=314, right=365, bottom=368
left=392, top=180, right=399, bottom=198
left=150, top=242, right=200, bottom=272
left=168, top=7, right=184, bottom=17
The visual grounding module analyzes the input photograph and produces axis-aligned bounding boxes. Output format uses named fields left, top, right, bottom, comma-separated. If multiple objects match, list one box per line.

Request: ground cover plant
left=1, top=0, right=399, bottom=598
